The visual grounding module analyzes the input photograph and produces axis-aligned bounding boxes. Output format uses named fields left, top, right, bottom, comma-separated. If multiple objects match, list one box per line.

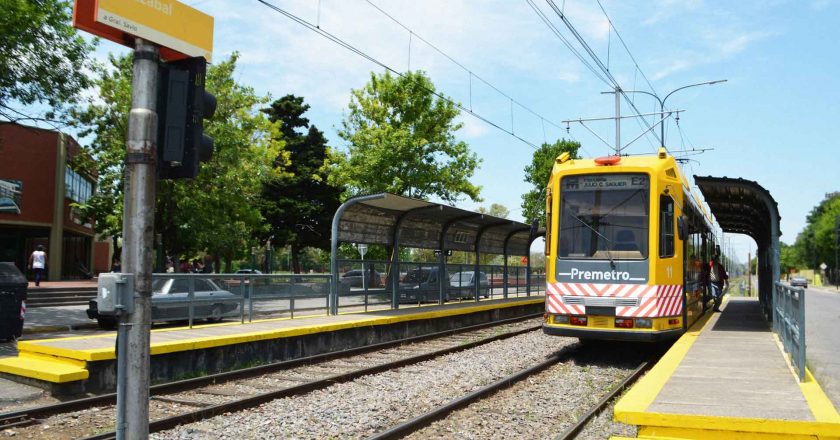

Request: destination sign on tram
left=563, top=174, right=649, bottom=192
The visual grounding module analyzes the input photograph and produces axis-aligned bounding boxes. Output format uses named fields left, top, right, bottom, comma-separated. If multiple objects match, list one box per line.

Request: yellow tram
left=542, top=148, right=720, bottom=341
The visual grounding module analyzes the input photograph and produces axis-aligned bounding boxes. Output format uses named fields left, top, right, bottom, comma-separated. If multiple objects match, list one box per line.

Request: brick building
left=0, top=122, right=108, bottom=280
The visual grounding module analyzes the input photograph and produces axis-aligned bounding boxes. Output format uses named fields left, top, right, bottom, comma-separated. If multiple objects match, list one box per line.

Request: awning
left=334, top=193, right=543, bottom=256
left=694, top=176, right=781, bottom=319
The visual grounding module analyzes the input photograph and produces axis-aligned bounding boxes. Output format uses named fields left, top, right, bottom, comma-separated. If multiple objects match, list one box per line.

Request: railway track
left=0, top=315, right=542, bottom=439
left=369, top=342, right=662, bottom=440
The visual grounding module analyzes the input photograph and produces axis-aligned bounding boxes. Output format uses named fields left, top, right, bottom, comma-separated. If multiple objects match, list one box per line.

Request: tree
left=261, top=95, right=343, bottom=273
left=477, top=203, right=510, bottom=219
left=69, top=54, right=133, bottom=242
left=0, top=0, right=95, bottom=119
left=332, top=70, right=481, bottom=203
left=71, top=52, right=284, bottom=271
left=521, top=139, right=581, bottom=226
left=793, top=194, right=840, bottom=275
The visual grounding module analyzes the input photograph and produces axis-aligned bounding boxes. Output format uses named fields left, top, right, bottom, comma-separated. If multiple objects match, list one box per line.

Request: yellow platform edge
left=0, top=356, right=88, bottom=383
left=614, top=296, right=840, bottom=438
left=8, top=297, right=545, bottom=382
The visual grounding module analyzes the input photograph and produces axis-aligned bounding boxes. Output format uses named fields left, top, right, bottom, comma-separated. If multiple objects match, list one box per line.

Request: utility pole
left=121, top=38, right=159, bottom=440
left=614, top=86, right=621, bottom=155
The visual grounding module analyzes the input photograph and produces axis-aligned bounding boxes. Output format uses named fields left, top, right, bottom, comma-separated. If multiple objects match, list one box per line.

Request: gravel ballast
left=154, top=330, right=573, bottom=439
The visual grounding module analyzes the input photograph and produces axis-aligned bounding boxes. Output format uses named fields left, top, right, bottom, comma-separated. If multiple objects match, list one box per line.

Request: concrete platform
left=0, top=296, right=544, bottom=395
left=613, top=296, right=840, bottom=439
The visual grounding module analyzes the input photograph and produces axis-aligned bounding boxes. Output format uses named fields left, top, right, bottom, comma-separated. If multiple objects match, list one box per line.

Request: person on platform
left=707, top=250, right=729, bottom=312
left=28, top=245, right=47, bottom=287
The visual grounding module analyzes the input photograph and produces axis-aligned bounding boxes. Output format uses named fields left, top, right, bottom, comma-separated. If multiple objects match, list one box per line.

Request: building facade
left=0, top=122, right=102, bottom=280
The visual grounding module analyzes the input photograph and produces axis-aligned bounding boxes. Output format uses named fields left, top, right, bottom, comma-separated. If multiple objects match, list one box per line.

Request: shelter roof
left=336, top=193, right=543, bottom=256
left=693, top=176, right=781, bottom=243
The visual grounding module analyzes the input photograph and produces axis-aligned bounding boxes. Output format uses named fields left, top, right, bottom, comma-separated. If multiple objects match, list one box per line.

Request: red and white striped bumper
left=546, top=282, right=683, bottom=318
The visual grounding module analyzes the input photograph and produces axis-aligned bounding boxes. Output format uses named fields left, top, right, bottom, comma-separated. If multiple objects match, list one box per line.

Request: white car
left=87, top=277, right=240, bottom=329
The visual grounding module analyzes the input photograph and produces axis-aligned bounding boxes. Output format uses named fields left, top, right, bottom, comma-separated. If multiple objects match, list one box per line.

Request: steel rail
left=80, top=323, right=544, bottom=440
left=0, top=313, right=542, bottom=429
left=367, top=350, right=570, bottom=440
left=555, top=360, right=650, bottom=440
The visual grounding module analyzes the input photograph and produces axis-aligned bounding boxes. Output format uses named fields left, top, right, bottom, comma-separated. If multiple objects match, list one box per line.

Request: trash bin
left=0, top=262, right=27, bottom=342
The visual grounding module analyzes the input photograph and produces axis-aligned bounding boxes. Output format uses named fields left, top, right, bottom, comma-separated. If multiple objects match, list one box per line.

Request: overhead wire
left=539, top=0, right=663, bottom=152
left=255, top=0, right=549, bottom=150
left=365, top=0, right=571, bottom=138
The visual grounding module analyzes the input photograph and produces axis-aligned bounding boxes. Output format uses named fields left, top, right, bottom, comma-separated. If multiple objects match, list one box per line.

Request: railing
left=148, top=273, right=331, bottom=328
left=138, top=264, right=546, bottom=328
left=335, top=259, right=545, bottom=311
left=773, top=282, right=806, bottom=381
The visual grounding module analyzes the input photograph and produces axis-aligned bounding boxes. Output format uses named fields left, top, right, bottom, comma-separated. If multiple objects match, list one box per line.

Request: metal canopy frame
left=693, top=176, right=781, bottom=320
left=329, top=193, right=545, bottom=314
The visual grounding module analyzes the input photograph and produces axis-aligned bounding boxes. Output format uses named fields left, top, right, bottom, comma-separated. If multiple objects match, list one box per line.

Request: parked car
left=235, top=269, right=262, bottom=274
left=399, top=267, right=449, bottom=302
left=790, top=276, right=808, bottom=289
left=340, top=269, right=382, bottom=288
left=87, top=277, right=240, bottom=330
left=449, top=271, right=490, bottom=299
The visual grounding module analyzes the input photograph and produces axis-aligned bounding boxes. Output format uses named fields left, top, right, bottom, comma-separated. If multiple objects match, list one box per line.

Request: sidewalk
left=26, top=280, right=97, bottom=289
left=22, top=305, right=97, bottom=333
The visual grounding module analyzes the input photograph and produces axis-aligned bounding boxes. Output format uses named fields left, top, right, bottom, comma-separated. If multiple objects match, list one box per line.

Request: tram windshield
left=558, top=173, right=649, bottom=260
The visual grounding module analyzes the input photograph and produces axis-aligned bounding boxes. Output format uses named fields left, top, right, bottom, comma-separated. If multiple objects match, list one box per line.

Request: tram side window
left=659, top=195, right=675, bottom=258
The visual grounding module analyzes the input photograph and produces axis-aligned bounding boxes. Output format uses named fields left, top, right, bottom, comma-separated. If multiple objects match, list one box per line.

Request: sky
left=75, top=0, right=840, bottom=263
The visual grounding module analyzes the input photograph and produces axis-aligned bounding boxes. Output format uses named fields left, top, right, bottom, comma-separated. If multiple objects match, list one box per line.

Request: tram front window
left=558, top=173, right=649, bottom=260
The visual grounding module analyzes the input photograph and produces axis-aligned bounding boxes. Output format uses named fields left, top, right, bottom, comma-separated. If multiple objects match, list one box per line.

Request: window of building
left=65, top=168, right=93, bottom=204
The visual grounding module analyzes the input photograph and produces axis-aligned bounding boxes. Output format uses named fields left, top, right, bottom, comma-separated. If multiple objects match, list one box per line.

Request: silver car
left=87, top=277, right=240, bottom=329
left=790, top=276, right=808, bottom=289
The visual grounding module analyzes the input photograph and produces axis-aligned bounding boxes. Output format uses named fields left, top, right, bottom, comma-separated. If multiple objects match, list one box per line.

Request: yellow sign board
left=94, top=0, right=213, bottom=61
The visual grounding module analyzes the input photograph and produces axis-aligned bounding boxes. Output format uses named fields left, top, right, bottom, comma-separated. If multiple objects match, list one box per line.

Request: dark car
left=399, top=267, right=449, bottom=302
left=340, top=269, right=382, bottom=288
left=790, top=276, right=808, bottom=289
left=87, top=277, right=240, bottom=329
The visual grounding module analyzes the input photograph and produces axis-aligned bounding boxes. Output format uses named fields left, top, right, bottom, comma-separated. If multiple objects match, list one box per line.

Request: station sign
left=73, top=0, right=214, bottom=61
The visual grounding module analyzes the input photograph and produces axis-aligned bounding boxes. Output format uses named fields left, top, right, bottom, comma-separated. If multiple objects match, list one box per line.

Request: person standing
left=708, top=250, right=729, bottom=312
left=28, top=245, right=47, bottom=287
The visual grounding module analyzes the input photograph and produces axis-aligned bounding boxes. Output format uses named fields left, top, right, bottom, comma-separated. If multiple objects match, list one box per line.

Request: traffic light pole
left=120, top=37, right=159, bottom=440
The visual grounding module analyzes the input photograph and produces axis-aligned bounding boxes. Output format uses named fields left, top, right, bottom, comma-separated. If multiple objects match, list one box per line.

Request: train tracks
left=370, top=342, right=662, bottom=440
left=0, top=315, right=542, bottom=439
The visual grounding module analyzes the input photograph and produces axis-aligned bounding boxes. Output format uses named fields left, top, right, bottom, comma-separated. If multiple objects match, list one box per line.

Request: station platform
left=613, top=296, right=840, bottom=439
left=0, top=296, right=544, bottom=394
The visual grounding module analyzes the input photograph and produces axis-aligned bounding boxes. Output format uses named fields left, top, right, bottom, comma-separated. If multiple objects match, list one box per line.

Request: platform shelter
left=329, top=193, right=546, bottom=314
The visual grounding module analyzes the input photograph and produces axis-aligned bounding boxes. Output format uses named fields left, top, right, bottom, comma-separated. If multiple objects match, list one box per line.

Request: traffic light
left=157, top=56, right=216, bottom=179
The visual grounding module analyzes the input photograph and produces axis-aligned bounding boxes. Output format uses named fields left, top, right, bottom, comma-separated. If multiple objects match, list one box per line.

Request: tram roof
left=335, top=193, right=544, bottom=256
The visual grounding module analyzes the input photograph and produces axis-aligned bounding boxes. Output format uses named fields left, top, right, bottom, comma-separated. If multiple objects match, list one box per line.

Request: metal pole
left=614, top=86, right=620, bottom=155
left=121, top=37, right=159, bottom=440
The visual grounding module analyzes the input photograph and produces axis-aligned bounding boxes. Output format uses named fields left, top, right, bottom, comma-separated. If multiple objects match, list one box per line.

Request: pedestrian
left=111, top=256, right=121, bottom=272
left=179, top=260, right=190, bottom=273
left=28, top=245, right=47, bottom=287
left=706, top=250, right=729, bottom=312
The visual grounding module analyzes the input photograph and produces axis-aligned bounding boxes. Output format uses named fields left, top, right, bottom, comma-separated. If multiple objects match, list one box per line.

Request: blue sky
left=78, top=0, right=839, bottom=263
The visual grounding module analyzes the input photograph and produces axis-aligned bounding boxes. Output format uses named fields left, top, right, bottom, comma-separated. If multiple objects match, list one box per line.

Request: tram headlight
left=634, top=318, right=652, bottom=328
left=553, top=314, right=569, bottom=324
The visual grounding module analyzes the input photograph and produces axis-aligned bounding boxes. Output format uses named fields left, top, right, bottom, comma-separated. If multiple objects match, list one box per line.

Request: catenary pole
left=120, top=37, right=159, bottom=439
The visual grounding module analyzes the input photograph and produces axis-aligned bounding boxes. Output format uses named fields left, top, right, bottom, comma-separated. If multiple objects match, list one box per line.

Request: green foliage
left=332, top=70, right=481, bottom=203
left=0, top=0, right=95, bottom=114
left=68, top=54, right=133, bottom=240
left=477, top=203, right=510, bottom=219
left=71, top=52, right=283, bottom=270
left=261, top=95, right=343, bottom=273
left=792, top=194, right=840, bottom=272
left=521, top=139, right=581, bottom=226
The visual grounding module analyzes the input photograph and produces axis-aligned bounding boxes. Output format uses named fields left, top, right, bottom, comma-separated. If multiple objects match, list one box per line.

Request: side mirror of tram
left=677, top=216, right=688, bottom=241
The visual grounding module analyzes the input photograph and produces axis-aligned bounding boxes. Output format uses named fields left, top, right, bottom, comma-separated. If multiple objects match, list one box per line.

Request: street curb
left=23, top=322, right=99, bottom=335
